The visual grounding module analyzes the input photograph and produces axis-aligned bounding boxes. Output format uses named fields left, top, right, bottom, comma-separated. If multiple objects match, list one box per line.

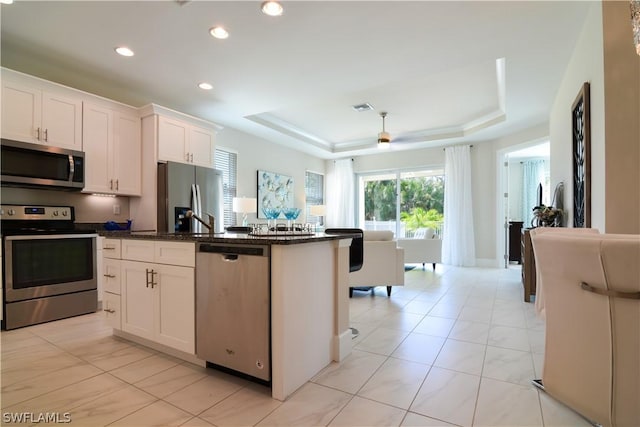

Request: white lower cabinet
left=121, top=260, right=195, bottom=354
left=101, top=238, right=122, bottom=327
left=103, top=292, right=121, bottom=330
left=119, top=239, right=195, bottom=354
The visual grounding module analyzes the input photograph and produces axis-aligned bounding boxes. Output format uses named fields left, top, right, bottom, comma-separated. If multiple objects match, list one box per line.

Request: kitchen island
left=99, top=231, right=355, bottom=401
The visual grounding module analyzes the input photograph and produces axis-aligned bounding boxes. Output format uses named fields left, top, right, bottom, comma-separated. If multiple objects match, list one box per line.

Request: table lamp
left=233, top=197, right=257, bottom=226
left=309, top=204, right=326, bottom=227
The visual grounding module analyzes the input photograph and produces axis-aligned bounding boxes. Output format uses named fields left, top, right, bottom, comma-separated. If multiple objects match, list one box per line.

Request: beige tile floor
left=1, top=265, right=594, bottom=426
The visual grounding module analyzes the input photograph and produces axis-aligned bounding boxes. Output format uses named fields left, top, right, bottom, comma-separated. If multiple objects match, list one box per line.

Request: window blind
left=215, top=149, right=238, bottom=227
left=305, top=171, right=324, bottom=224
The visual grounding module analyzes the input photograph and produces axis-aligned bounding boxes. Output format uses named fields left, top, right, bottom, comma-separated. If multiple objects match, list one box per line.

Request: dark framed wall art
left=572, top=82, right=591, bottom=227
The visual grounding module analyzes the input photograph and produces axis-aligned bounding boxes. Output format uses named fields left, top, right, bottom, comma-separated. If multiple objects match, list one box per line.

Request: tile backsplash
left=0, top=187, right=131, bottom=224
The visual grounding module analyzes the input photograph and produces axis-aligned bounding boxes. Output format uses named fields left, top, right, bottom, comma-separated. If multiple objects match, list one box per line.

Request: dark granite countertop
left=96, top=230, right=354, bottom=245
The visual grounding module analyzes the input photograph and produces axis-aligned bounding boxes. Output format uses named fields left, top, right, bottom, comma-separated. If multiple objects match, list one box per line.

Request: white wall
left=508, top=162, right=524, bottom=221
left=216, top=127, right=326, bottom=224
left=549, top=2, right=604, bottom=230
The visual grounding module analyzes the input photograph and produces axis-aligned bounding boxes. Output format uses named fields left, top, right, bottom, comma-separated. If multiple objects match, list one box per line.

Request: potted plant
left=532, top=204, right=563, bottom=227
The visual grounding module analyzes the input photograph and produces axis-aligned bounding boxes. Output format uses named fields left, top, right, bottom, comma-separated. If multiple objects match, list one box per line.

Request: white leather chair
left=397, top=227, right=442, bottom=270
left=531, top=231, right=640, bottom=427
left=348, top=230, right=404, bottom=297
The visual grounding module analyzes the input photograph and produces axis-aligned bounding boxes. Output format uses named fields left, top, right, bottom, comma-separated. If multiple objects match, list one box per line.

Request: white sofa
left=397, top=228, right=442, bottom=270
left=348, top=230, right=404, bottom=296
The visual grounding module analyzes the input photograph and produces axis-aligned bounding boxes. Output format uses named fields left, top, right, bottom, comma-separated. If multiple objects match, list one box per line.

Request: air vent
left=352, top=103, right=374, bottom=112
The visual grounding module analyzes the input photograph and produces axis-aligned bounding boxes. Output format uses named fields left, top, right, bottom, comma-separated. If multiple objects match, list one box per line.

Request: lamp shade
left=310, top=205, right=326, bottom=216
left=232, top=197, right=257, bottom=214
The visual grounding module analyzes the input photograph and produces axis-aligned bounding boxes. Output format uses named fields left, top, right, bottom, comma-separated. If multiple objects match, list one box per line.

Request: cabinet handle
left=103, top=247, right=115, bottom=250
left=190, top=153, right=193, bottom=163
left=185, top=153, right=190, bottom=162
left=145, top=269, right=150, bottom=288
left=115, top=179, right=119, bottom=191
left=44, top=128, right=48, bottom=141
left=150, top=270, right=158, bottom=288
left=104, top=308, right=116, bottom=314
left=103, top=274, right=116, bottom=278
left=36, top=127, right=41, bottom=140
left=110, top=179, right=114, bottom=190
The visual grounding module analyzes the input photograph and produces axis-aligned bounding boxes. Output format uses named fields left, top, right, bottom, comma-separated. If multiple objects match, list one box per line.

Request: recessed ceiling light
left=261, top=1, right=283, bottom=16
left=114, top=46, right=134, bottom=57
left=198, top=82, right=213, bottom=90
left=0, top=0, right=14, bottom=5
left=209, top=26, right=229, bottom=39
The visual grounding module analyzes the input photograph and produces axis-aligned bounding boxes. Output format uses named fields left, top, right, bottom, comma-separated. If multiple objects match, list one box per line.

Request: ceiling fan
left=377, top=112, right=391, bottom=148
left=375, top=111, right=431, bottom=147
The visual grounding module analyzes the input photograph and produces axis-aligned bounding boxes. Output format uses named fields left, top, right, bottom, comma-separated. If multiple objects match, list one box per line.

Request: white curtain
left=442, top=145, right=476, bottom=266
left=326, top=158, right=355, bottom=227
left=521, top=160, right=545, bottom=227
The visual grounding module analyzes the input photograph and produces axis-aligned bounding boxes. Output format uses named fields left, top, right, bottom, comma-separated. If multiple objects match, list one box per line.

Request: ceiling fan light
left=261, top=0, right=283, bottom=16
left=378, top=131, right=391, bottom=147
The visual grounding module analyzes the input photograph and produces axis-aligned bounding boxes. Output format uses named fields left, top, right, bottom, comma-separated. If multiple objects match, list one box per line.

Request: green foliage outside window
left=364, top=175, right=444, bottom=231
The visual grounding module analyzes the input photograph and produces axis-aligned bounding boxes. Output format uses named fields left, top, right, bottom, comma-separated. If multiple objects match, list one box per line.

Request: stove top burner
left=1, top=204, right=78, bottom=234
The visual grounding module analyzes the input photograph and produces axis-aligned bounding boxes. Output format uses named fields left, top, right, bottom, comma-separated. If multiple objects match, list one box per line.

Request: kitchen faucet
left=185, top=210, right=215, bottom=234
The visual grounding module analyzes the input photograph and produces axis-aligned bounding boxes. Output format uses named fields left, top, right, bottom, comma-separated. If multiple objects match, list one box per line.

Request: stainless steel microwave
left=1, top=139, right=85, bottom=190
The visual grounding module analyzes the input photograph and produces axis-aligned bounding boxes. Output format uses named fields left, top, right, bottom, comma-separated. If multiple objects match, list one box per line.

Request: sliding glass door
left=358, top=169, right=444, bottom=238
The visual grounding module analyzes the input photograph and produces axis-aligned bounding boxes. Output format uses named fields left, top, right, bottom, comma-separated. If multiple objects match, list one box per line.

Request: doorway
left=496, top=141, right=550, bottom=268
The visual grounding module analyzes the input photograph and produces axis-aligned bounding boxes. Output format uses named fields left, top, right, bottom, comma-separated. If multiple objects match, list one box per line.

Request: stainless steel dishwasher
left=196, top=243, right=271, bottom=383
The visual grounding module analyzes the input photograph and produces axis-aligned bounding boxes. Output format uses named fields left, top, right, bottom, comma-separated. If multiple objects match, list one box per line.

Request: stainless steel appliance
left=1, top=205, right=97, bottom=330
left=1, top=139, right=85, bottom=190
left=157, top=162, right=224, bottom=234
left=196, top=243, right=271, bottom=383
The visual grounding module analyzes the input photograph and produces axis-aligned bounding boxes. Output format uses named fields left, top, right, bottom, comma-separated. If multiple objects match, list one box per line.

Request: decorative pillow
left=363, top=230, right=394, bottom=241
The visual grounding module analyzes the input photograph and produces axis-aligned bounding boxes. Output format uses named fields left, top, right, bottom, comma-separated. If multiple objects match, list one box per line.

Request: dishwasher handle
left=223, top=254, right=238, bottom=261
left=198, top=244, right=268, bottom=257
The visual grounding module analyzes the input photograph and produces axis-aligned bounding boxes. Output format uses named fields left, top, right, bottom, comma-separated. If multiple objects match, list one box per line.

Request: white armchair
left=397, top=228, right=442, bottom=270
left=348, top=230, right=404, bottom=297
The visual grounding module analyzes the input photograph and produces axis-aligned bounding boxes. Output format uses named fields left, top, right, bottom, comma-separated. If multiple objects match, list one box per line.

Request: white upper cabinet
left=83, top=102, right=141, bottom=196
left=158, top=115, right=214, bottom=168
left=1, top=80, right=82, bottom=150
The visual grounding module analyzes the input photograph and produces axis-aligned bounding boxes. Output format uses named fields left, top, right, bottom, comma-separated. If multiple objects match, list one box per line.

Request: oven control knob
left=53, top=210, right=59, bottom=217
left=62, top=210, right=68, bottom=217
left=7, top=209, right=15, bottom=216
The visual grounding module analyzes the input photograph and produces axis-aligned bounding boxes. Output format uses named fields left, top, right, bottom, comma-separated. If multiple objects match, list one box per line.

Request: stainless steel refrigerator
left=157, top=162, right=224, bottom=234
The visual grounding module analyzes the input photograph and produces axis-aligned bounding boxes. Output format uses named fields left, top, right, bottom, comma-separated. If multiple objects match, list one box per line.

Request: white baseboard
left=332, top=329, right=352, bottom=362
left=113, top=329, right=205, bottom=367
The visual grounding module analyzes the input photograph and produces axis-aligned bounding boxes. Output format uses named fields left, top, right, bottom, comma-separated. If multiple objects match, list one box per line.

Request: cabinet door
left=189, top=125, right=214, bottom=168
left=103, top=258, right=121, bottom=295
left=82, top=103, right=113, bottom=193
left=155, top=264, right=195, bottom=354
left=154, top=241, right=195, bottom=267
left=41, top=92, right=83, bottom=150
left=121, top=239, right=155, bottom=263
left=103, top=238, right=122, bottom=259
left=103, top=292, right=122, bottom=330
left=121, top=260, right=155, bottom=341
left=113, top=112, right=142, bottom=196
left=158, top=116, right=189, bottom=164
left=1, top=81, right=41, bottom=143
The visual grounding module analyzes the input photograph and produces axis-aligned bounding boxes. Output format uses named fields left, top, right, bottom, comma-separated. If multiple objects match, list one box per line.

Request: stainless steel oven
left=1, top=205, right=97, bottom=330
